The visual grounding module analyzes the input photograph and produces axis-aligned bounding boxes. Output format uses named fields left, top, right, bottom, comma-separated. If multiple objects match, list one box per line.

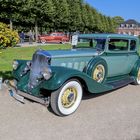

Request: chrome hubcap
left=61, top=87, right=77, bottom=108
left=93, top=64, right=105, bottom=83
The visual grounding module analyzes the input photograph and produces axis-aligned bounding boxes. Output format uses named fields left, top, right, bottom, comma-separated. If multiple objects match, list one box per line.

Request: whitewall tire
left=50, top=79, right=83, bottom=116
left=136, top=68, right=140, bottom=85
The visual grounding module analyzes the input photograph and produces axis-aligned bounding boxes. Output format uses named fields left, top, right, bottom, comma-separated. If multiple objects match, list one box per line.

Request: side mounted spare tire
left=86, top=57, right=108, bottom=83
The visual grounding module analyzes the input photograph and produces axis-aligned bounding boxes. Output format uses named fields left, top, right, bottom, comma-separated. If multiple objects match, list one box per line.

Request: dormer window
left=126, top=24, right=129, bottom=28
left=120, top=24, right=124, bottom=28
left=132, top=24, right=135, bottom=27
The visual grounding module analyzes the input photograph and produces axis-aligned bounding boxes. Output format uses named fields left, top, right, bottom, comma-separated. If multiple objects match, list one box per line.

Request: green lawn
left=0, top=44, right=140, bottom=80
left=0, top=44, right=71, bottom=79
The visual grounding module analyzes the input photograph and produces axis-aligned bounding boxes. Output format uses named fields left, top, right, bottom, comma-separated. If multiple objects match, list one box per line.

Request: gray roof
left=122, top=19, right=140, bottom=27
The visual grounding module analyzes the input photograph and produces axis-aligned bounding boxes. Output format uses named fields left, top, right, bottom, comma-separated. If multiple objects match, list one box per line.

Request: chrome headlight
left=26, top=61, right=31, bottom=67
left=23, top=61, right=31, bottom=72
left=42, top=68, right=52, bottom=80
left=12, top=61, right=19, bottom=70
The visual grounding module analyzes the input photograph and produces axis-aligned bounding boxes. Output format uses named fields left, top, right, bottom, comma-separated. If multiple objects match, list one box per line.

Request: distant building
left=116, top=19, right=140, bottom=36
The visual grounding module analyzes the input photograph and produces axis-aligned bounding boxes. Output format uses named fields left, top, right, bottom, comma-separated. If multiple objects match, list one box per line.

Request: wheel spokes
left=93, top=64, right=105, bottom=83
left=61, top=87, right=77, bottom=108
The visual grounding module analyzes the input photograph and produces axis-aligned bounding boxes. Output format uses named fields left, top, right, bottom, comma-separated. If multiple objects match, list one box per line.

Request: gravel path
left=0, top=83, right=140, bottom=140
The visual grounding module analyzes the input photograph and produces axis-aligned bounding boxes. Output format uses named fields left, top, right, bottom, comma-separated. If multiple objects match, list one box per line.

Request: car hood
left=38, top=49, right=100, bottom=59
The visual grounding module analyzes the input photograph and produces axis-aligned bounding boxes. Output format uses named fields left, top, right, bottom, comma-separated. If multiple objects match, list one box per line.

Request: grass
left=0, top=44, right=140, bottom=80
left=0, top=44, right=71, bottom=80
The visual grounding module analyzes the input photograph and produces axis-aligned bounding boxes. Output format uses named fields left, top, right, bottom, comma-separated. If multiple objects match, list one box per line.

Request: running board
left=107, top=77, right=134, bottom=89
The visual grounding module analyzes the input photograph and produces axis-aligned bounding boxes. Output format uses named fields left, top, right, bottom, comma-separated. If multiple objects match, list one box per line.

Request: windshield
left=76, top=38, right=106, bottom=51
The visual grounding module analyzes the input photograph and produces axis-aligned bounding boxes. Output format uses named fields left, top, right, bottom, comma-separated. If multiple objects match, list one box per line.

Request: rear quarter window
left=130, top=40, right=136, bottom=51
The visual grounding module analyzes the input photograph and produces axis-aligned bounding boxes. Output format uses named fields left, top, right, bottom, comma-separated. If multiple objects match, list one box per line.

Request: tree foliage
left=0, top=22, right=19, bottom=49
left=0, top=0, right=123, bottom=33
left=112, top=16, right=124, bottom=28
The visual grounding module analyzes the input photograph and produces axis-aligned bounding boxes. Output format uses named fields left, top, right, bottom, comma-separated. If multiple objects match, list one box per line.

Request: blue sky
left=85, top=0, right=140, bottom=22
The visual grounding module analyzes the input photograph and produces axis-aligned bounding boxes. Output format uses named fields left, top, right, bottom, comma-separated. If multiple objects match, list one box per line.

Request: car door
left=102, top=38, right=130, bottom=77
left=57, top=33, right=63, bottom=42
left=127, top=39, right=139, bottom=73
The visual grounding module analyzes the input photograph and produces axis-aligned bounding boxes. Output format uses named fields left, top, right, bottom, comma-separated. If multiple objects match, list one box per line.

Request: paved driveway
left=0, top=84, right=140, bottom=140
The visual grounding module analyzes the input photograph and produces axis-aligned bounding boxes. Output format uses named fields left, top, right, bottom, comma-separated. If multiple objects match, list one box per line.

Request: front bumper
left=5, top=80, right=49, bottom=106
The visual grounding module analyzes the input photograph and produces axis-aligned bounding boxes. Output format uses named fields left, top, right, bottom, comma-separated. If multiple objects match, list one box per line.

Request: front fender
left=41, top=66, right=113, bottom=93
left=13, top=60, right=28, bottom=80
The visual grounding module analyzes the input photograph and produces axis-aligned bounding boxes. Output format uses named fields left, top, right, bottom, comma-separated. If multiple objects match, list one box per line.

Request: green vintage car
left=8, top=34, right=140, bottom=116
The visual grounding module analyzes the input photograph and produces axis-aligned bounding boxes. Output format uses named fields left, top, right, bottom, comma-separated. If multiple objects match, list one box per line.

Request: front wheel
left=60, top=38, right=66, bottom=44
left=50, top=79, right=83, bottom=116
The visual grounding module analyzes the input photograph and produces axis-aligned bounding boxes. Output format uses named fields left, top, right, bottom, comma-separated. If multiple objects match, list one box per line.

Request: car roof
left=78, top=33, right=138, bottom=40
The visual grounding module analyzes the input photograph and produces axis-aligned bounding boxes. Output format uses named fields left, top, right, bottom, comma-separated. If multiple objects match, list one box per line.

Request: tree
left=112, top=16, right=124, bottom=28
left=20, top=0, right=55, bottom=40
left=67, top=0, right=83, bottom=32
left=0, top=0, right=22, bottom=29
left=107, top=16, right=115, bottom=33
left=0, top=0, right=118, bottom=34
left=82, top=3, right=96, bottom=32
left=53, top=0, right=70, bottom=31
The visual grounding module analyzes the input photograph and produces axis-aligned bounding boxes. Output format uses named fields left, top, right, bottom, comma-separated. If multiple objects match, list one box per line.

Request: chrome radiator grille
left=28, top=52, right=50, bottom=89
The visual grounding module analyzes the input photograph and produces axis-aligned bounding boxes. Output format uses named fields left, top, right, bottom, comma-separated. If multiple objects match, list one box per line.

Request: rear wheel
left=50, top=79, right=83, bottom=116
left=61, top=38, right=66, bottom=44
left=133, top=67, right=140, bottom=85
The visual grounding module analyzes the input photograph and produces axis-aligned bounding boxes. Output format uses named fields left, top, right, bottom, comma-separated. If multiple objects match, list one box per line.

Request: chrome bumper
left=5, top=80, right=49, bottom=106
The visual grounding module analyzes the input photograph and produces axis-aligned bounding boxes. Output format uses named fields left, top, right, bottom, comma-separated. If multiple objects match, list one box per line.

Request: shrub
left=0, top=22, right=19, bottom=49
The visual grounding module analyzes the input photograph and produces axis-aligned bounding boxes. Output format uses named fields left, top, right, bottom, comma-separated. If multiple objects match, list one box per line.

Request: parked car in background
left=7, top=34, right=140, bottom=116
left=38, top=32, right=70, bottom=44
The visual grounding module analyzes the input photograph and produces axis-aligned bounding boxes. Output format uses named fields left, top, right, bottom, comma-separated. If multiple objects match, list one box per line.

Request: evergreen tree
left=0, top=0, right=119, bottom=34
left=113, top=16, right=124, bottom=28
left=53, top=0, right=70, bottom=31
left=107, top=16, right=115, bottom=33
left=67, top=0, right=83, bottom=32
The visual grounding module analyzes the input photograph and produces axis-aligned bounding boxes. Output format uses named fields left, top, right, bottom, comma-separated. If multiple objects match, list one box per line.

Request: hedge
left=0, top=22, right=19, bottom=49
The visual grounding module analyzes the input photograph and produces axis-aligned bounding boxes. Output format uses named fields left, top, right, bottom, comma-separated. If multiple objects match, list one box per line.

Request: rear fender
left=130, top=57, right=140, bottom=78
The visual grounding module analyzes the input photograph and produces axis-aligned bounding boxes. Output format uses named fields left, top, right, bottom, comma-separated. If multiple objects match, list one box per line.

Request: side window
left=50, top=33, right=56, bottom=36
left=130, top=40, right=136, bottom=51
left=77, top=39, right=93, bottom=48
left=109, top=39, right=128, bottom=51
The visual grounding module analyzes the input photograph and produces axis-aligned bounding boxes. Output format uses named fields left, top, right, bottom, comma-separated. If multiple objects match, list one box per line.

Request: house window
left=121, top=24, right=124, bottom=28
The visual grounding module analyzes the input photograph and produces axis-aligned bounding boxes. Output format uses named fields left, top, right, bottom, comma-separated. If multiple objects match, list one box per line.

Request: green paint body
left=12, top=34, right=140, bottom=97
